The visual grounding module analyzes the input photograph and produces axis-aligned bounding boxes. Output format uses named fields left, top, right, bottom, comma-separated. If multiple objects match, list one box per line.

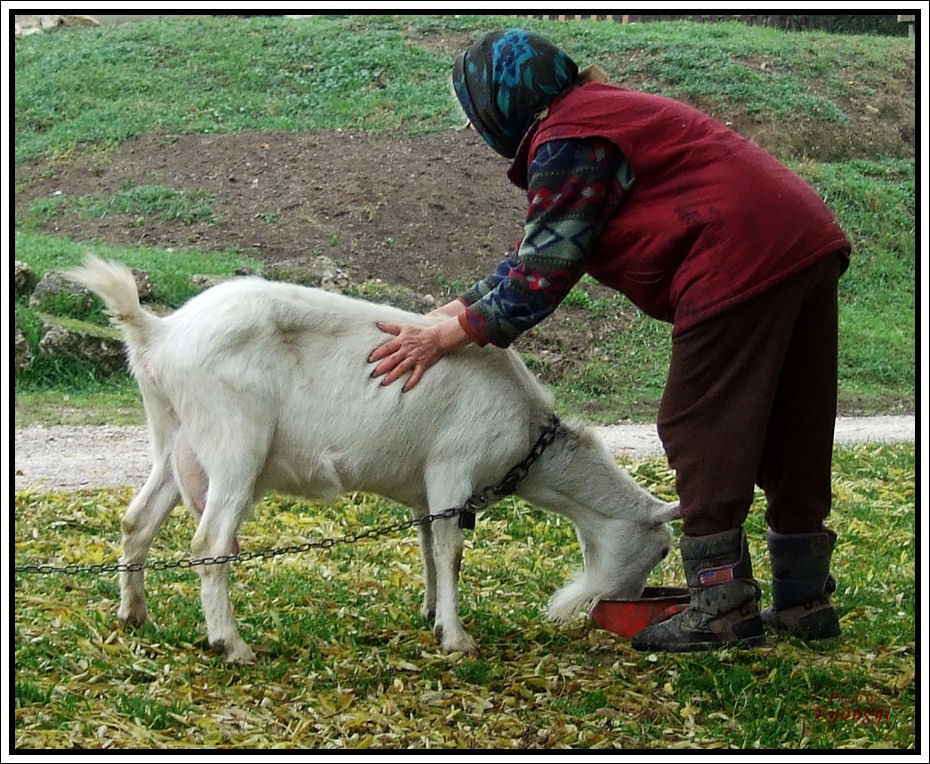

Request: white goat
left=64, top=256, right=677, bottom=663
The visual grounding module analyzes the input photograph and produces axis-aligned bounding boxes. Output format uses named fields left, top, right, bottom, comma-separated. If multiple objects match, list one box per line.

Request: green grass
left=28, top=183, right=219, bottom=227
left=400, top=15, right=891, bottom=121
left=14, top=15, right=913, bottom=165
left=560, top=19, right=898, bottom=118
left=14, top=386, right=145, bottom=427
left=803, top=159, right=916, bottom=413
left=13, top=444, right=915, bottom=749
left=14, top=15, right=459, bottom=165
left=14, top=230, right=257, bottom=305
left=551, top=305, right=672, bottom=421
left=14, top=309, right=131, bottom=393
left=13, top=14, right=914, bottom=424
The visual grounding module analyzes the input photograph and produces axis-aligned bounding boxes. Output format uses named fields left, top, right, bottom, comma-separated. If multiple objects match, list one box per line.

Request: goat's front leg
left=429, top=516, right=477, bottom=655
left=191, top=485, right=256, bottom=664
left=118, top=461, right=180, bottom=629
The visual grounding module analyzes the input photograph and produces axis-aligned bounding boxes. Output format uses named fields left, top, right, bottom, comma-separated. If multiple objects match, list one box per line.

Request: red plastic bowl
left=590, top=586, right=690, bottom=638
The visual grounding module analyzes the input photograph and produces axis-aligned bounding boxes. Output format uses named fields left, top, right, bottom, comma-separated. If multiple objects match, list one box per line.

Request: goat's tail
left=62, top=255, right=159, bottom=351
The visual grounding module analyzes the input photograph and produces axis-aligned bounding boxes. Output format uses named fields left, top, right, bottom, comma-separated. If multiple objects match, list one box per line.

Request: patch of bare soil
left=16, top=129, right=526, bottom=289
left=14, top=128, right=629, bottom=387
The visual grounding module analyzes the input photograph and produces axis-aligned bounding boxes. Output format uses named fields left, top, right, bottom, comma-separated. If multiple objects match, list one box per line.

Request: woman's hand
left=368, top=316, right=470, bottom=392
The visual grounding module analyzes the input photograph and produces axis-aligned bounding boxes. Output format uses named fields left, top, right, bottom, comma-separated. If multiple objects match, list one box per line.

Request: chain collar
left=456, top=413, right=561, bottom=528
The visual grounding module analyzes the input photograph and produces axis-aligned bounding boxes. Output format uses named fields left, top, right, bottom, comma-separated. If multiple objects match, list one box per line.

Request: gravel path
left=13, top=416, right=916, bottom=493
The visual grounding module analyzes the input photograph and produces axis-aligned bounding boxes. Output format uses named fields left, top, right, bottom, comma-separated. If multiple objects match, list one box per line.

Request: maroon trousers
left=657, top=254, right=844, bottom=537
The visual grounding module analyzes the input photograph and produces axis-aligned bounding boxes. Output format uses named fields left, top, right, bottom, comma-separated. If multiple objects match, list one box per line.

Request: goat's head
left=547, top=501, right=679, bottom=622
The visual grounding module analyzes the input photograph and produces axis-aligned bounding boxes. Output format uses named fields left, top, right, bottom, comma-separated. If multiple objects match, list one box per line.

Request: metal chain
left=13, top=506, right=464, bottom=577
left=461, top=414, right=561, bottom=514
left=14, top=415, right=562, bottom=578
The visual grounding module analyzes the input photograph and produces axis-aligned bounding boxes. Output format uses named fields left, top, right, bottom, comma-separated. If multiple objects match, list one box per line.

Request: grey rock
left=264, top=255, right=350, bottom=290
left=350, top=280, right=436, bottom=313
left=190, top=274, right=234, bottom=292
left=131, top=268, right=154, bottom=302
left=14, top=261, right=37, bottom=299
left=37, top=315, right=125, bottom=375
left=29, top=271, right=96, bottom=312
left=14, top=318, right=33, bottom=372
left=15, top=14, right=99, bottom=37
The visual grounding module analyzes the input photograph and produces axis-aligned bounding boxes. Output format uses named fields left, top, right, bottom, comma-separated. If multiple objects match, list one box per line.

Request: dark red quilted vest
left=512, top=83, right=850, bottom=333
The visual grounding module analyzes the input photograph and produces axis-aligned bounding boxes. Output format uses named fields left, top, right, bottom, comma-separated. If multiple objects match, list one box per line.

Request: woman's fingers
left=370, top=353, right=400, bottom=380
left=368, top=323, right=419, bottom=381
left=403, top=364, right=427, bottom=393
left=382, top=355, right=419, bottom=387
left=367, top=322, right=442, bottom=392
left=367, top=323, right=402, bottom=364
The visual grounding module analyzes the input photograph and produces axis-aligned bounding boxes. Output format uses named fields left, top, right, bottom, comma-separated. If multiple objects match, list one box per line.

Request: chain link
left=14, top=416, right=561, bottom=579
left=462, top=414, right=561, bottom=513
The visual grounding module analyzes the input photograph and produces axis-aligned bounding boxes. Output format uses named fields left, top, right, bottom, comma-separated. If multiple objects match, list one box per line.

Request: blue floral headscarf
left=453, top=29, right=579, bottom=158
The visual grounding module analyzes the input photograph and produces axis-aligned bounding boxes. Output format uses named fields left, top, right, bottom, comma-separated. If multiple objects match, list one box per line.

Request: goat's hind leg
left=173, top=433, right=242, bottom=557
left=187, top=428, right=267, bottom=664
left=191, top=476, right=258, bottom=664
left=118, top=458, right=180, bottom=629
left=416, top=518, right=437, bottom=623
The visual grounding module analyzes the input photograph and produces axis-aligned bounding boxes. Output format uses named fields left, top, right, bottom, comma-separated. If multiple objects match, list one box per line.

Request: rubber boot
left=631, top=528, right=764, bottom=652
left=761, top=527, right=841, bottom=640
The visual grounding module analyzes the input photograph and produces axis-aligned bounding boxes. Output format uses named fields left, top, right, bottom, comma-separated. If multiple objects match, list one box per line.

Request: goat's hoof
left=420, top=604, right=436, bottom=623
left=439, top=631, right=478, bottom=656
left=226, top=647, right=256, bottom=665
left=118, top=609, right=150, bottom=629
left=211, top=639, right=256, bottom=665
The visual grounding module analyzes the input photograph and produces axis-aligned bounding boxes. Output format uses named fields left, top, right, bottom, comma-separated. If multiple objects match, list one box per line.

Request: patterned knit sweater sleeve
left=458, top=137, right=630, bottom=348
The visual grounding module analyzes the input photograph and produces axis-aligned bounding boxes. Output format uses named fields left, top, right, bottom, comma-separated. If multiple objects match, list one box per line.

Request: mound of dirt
left=16, top=130, right=526, bottom=291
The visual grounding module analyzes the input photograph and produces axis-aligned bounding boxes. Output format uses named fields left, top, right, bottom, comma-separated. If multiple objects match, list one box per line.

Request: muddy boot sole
left=761, top=601, right=841, bottom=641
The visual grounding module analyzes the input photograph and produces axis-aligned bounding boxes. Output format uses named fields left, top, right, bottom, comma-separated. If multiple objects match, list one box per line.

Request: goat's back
left=147, top=278, right=555, bottom=498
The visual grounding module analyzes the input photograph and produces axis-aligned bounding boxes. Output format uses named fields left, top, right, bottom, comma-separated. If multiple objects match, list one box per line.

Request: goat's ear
left=652, top=502, right=682, bottom=524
